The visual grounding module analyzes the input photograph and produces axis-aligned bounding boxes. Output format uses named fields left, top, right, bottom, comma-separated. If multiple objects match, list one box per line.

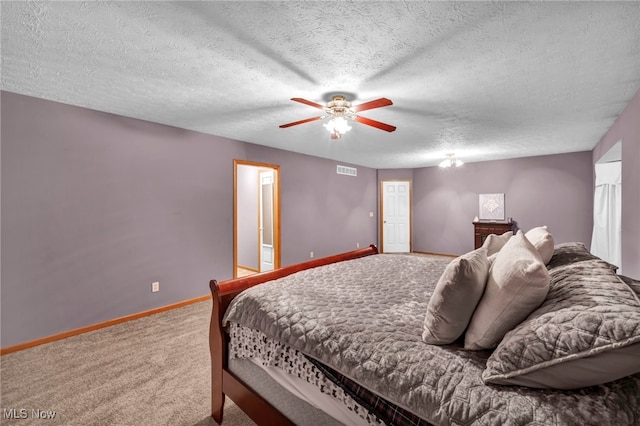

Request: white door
left=382, top=181, right=411, bottom=253
left=259, top=170, right=275, bottom=272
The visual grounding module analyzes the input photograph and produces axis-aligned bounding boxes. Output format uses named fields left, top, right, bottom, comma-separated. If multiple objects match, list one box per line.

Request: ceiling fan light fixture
left=279, top=95, right=395, bottom=138
left=324, top=116, right=352, bottom=137
left=439, top=153, right=464, bottom=168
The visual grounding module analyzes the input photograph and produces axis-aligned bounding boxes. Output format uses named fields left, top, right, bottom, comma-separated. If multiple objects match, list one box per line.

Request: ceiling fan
left=279, top=95, right=396, bottom=139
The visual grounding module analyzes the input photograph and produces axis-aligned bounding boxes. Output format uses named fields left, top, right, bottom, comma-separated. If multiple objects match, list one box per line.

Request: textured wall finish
left=1, top=1, right=639, bottom=168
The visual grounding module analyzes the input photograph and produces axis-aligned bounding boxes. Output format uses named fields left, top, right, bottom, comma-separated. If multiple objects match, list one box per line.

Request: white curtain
left=591, top=161, right=622, bottom=272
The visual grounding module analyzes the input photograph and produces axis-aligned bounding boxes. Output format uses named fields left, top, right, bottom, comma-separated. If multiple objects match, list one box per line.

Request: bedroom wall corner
left=592, top=88, right=640, bottom=279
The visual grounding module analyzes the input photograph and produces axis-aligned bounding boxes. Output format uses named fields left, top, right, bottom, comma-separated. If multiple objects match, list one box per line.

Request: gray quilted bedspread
left=223, top=254, right=640, bottom=425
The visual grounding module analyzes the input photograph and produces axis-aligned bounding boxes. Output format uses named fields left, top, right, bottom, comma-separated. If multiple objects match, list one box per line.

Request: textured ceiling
left=2, top=1, right=639, bottom=169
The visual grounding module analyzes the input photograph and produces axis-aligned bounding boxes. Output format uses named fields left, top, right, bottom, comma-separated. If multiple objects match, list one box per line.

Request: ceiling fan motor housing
left=326, top=95, right=353, bottom=117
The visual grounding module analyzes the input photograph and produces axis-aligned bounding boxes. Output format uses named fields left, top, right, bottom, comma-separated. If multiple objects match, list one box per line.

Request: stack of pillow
left=422, top=226, right=640, bottom=389
left=422, top=226, right=554, bottom=349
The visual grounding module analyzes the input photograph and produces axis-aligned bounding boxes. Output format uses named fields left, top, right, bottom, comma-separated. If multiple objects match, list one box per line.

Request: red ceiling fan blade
left=291, top=98, right=326, bottom=110
left=355, top=116, right=397, bottom=132
left=352, top=98, right=393, bottom=113
left=279, top=116, right=323, bottom=128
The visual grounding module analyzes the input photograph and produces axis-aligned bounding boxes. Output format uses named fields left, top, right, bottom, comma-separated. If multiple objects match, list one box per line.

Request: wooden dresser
left=473, top=221, right=516, bottom=249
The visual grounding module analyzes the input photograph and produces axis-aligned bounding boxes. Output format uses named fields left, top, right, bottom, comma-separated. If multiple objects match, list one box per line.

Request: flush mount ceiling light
left=279, top=95, right=396, bottom=139
left=439, top=153, right=464, bottom=168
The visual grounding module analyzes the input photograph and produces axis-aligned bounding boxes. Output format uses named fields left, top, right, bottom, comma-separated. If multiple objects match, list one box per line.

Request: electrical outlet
left=152, top=281, right=160, bottom=292
left=310, top=251, right=314, bottom=258
left=357, top=242, right=360, bottom=248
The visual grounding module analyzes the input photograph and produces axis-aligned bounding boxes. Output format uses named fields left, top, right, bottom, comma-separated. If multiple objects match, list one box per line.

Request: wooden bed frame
left=209, top=244, right=379, bottom=425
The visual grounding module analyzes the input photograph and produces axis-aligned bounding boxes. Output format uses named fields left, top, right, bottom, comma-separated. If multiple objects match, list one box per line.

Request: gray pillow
left=465, top=230, right=550, bottom=350
left=483, top=258, right=640, bottom=389
left=422, top=247, right=490, bottom=345
left=547, top=241, right=617, bottom=272
left=524, top=226, right=554, bottom=264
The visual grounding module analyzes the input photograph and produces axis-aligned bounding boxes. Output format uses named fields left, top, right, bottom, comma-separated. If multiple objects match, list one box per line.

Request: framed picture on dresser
left=479, top=193, right=505, bottom=220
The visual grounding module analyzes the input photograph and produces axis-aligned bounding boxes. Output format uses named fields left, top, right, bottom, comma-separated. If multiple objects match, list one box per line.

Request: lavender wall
left=412, top=152, right=594, bottom=256
left=1, top=92, right=378, bottom=347
left=3, top=87, right=633, bottom=349
left=377, top=169, right=414, bottom=181
left=592, top=88, right=640, bottom=279
left=1, top=92, right=242, bottom=347
left=241, top=144, right=378, bottom=264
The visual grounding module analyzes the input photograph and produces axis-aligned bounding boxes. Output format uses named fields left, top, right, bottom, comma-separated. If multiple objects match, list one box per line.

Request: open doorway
left=591, top=141, right=622, bottom=272
left=234, top=160, right=281, bottom=278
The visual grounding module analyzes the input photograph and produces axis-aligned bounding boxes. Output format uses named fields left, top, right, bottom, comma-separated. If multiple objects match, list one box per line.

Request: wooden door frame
left=379, top=179, right=412, bottom=253
left=234, top=160, right=281, bottom=277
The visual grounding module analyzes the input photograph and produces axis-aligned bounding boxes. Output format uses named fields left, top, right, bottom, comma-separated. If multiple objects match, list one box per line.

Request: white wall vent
left=337, top=165, right=357, bottom=177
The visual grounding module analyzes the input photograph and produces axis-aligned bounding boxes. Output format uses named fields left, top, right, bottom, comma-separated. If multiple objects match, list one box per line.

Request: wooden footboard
left=209, top=245, right=378, bottom=425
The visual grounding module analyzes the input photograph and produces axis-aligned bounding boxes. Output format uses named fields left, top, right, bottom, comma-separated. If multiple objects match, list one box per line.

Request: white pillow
left=465, top=230, right=550, bottom=350
left=482, top=231, right=513, bottom=257
left=525, top=226, right=555, bottom=264
left=422, top=247, right=490, bottom=345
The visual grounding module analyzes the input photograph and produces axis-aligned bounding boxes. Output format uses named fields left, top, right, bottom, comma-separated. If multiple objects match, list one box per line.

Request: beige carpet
left=0, top=300, right=256, bottom=426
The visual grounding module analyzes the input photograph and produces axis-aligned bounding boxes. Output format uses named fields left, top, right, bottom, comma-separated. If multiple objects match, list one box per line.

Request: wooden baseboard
left=412, top=250, right=459, bottom=258
left=0, top=294, right=212, bottom=356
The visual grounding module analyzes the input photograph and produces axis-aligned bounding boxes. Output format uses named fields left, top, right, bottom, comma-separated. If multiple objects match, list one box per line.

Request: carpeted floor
left=0, top=300, right=256, bottom=426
